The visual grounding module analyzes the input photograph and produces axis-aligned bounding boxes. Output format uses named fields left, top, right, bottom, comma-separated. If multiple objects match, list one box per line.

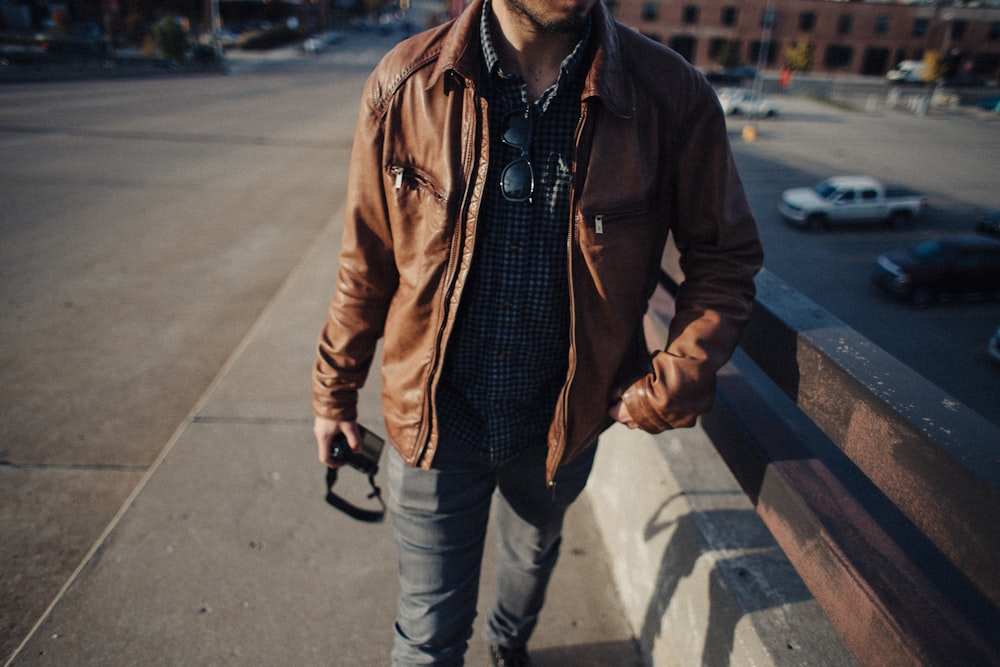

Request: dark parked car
left=976, top=96, right=1000, bottom=113
left=705, top=66, right=757, bottom=86
left=872, top=234, right=1000, bottom=306
left=976, top=210, right=1000, bottom=238
left=988, top=325, right=1000, bottom=364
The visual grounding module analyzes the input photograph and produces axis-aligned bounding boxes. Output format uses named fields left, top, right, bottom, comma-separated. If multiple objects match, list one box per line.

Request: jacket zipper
left=415, top=88, right=482, bottom=465
left=549, top=105, right=590, bottom=488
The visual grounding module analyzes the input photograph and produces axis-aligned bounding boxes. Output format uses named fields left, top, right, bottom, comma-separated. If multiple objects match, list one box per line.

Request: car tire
left=889, top=210, right=913, bottom=228
left=910, top=286, right=933, bottom=307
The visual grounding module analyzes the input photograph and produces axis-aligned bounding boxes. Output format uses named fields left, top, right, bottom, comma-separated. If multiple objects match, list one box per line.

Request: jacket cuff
left=621, top=364, right=712, bottom=432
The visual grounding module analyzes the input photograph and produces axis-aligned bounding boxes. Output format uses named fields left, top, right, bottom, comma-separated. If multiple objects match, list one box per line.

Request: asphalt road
left=728, top=92, right=1000, bottom=427
left=1, top=37, right=998, bottom=660
left=0, top=39, right=390, bottom=657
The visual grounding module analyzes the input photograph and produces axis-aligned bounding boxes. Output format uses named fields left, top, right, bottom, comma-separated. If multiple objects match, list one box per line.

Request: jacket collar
left=428, top=0, right=635, bottom=118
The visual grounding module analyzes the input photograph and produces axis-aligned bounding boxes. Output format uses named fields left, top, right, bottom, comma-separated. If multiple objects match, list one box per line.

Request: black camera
left=325, top=424, right=386, bottom=523
left=329, top=426, right=384, bottom=475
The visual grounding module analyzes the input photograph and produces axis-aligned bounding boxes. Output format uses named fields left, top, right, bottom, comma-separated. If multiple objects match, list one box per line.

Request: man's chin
left=537, top=17, right=583, bottom=33
left=505, top=0, right=595, bottom=35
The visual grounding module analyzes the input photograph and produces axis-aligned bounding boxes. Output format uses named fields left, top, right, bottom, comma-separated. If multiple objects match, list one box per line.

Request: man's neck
left=489, top=0, right=584, bottom=101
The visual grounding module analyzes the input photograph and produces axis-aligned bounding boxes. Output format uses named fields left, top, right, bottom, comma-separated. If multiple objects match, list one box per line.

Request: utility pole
left=209, top=0, right=222, bottom=60
left=743, top=0, right=775, bottom=142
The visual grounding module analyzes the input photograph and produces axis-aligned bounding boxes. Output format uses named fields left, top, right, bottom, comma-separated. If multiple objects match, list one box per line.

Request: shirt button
left=496, top=351, right=506, bottom=361
left=509, top=243, right=520, bottom=251
left=503, top=299, right=513, bottom=309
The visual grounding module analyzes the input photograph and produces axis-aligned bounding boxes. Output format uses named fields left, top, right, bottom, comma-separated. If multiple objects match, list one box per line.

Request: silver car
left=716, top=88, right=779, bottom=117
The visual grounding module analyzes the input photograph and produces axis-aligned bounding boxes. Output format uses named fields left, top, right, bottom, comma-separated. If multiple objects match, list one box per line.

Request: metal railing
left=651, top=262, right=1000, bottom=666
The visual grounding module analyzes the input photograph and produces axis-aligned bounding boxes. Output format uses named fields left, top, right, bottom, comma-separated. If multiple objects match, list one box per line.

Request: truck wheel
left=910, top=287, right=933, bottom=307
left=889, top=211, right=913, bottom=228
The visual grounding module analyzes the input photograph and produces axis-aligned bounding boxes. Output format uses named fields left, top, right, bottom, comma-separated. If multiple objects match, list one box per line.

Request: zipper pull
left=391, top=167, right=404, bottom=190
left=595, top=214, right=604, bottom=234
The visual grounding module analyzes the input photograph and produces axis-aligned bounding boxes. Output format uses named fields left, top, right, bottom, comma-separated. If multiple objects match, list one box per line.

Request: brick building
left=607, top=0, right=1000, bottom=80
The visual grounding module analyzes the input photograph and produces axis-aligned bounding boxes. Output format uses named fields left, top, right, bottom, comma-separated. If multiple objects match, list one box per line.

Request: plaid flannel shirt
left=435, top=1, right=591, bottom=465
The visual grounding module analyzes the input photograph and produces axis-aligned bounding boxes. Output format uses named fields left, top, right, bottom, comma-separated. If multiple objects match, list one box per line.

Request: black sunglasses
left=500, top=107, right=534, bottom=203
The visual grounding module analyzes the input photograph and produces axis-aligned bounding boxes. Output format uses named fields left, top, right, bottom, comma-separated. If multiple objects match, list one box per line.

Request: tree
left=153, top=15, right=187, bottom=62
left=922, top=51, right=947, bottom=83
left=715, top=40, right=743, bottom=70
left=783, top=38, right=815, bottom=73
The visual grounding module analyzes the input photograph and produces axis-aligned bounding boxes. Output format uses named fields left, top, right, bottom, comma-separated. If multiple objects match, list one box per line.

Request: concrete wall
left=585, top=421, right=858, bottom=667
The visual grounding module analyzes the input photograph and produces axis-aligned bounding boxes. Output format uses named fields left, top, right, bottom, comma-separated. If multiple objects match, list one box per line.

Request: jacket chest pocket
left=389, top=165, right=447, bottom=204
left=579, top=203, right=666, bottom=281
left=592, top=204, right=647, bottom=237
left=385, top=164, right=453, bottom=273
left=583, top=203, right=651, bottom=245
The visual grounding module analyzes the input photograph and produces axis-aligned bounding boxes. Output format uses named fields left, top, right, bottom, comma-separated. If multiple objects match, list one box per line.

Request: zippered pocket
left=388, top=165, right=446, bottom=203
left=590, top=203, right=648, bottom=236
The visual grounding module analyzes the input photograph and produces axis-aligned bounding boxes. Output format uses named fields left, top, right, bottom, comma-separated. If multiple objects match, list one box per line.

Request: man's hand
left=608, top=389, right=640, bottom=429
left=314, top=417, right=362, bottom=468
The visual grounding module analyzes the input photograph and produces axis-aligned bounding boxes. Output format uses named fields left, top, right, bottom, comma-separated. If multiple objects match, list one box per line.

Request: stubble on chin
left=503, top=0, right=590, bottom=34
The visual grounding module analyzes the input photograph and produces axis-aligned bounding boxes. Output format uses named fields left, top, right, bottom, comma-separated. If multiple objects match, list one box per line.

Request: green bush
left=153, top=15, right=188, bottom=61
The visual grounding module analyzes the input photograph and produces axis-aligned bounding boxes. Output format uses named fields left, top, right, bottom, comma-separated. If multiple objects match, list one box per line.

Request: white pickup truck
left=778, top=175, right=928, bottom=229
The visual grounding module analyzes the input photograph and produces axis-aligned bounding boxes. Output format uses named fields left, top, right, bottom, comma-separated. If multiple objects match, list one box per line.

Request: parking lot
left=725, top=91, right=1000, bottom=427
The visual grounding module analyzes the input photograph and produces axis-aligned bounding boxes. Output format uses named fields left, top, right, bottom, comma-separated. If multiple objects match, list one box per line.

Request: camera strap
left=324, top=465, right=385, bottom=523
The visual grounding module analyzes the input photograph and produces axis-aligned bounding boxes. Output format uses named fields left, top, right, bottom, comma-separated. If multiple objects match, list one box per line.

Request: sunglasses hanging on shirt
left=500, top=106, right=535, bottom=204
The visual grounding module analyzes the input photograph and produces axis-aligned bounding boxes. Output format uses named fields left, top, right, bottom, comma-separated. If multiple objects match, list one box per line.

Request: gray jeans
left=387, top=440, right=597, bottom=666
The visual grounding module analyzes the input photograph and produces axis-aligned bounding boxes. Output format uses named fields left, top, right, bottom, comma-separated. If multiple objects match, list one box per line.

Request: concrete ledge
left=585, top=421, right=858, bottom=667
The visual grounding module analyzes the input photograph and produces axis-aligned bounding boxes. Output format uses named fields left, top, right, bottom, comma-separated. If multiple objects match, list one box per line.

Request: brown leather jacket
left=312, top=0, right=763, bottom=483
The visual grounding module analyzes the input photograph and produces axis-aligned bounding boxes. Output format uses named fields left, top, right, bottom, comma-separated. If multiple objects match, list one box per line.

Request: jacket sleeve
left=622, top=82, right=763, bottom=431
left=311, top=74, right=399, bottom=421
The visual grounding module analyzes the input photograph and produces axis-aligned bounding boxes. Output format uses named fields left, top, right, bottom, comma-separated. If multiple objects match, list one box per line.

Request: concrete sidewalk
left=4, top=215, right=643, bottom=667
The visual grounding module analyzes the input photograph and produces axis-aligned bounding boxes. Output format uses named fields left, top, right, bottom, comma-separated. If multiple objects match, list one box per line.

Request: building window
left=750, top=40, right=778, bottom=65
left=951, top=20, right=967, bottom=40
left=709, top=37, right=727, bottom=60
left=838, top=14, right=852, bottom=36
left=641, top=1, right=658, bottom=21
left=713, top=40, right=743, bottom=67
left=799, top=11, right=816, bottom=32
left=913, top=18, right=928, bottom=38
left=824, top=44, right=854, bottom=70
left=989, top=21, right=1000, bottom=42
left=683, top=5, right=700, bottom=25
left=670, top=35, right=697, bottom=63
left=721, top=6, right=738, bottom=27
left=875, top=16, right=890, bottom=35
left=861, top=46, right=891, bottom=75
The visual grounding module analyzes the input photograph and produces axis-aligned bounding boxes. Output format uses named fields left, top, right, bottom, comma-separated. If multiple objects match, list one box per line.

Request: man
left=312, top=0, right=763, bottom=663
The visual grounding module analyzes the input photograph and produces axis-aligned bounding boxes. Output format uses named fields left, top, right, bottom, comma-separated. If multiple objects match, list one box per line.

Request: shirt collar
left=480, top=0, right=592, bottom=85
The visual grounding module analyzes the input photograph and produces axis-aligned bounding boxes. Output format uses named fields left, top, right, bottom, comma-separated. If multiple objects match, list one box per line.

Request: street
left=0, top=42, right=383, bottom=657
left=1, top=37, right=999, bottom=660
